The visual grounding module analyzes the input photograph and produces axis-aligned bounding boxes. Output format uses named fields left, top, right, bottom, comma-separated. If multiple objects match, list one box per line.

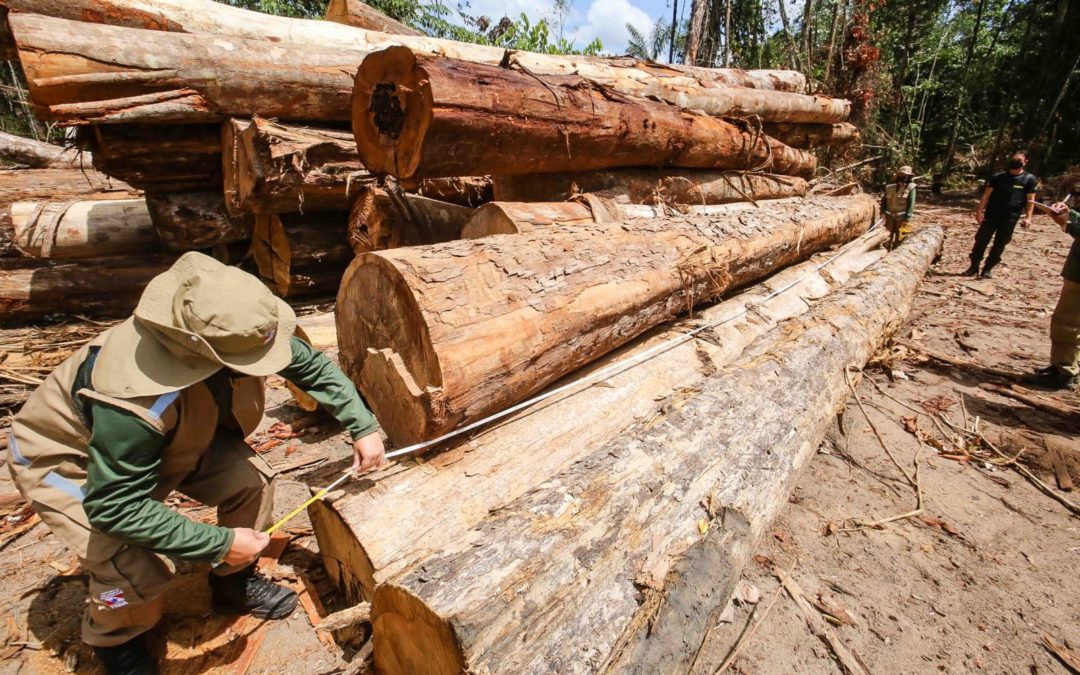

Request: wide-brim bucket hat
left=896, top=165, right=915, bottom=177
left=93, top=252, right=297, bottom=398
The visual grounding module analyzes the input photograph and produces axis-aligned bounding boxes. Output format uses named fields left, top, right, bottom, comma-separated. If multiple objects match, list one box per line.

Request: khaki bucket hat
left=896, top=165, right=915, bottom=177
left=93, top=252, right=297, bottom=398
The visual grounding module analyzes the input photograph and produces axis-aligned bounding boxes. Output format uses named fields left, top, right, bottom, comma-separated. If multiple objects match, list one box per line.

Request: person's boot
left=979, top=267, right=994, bottom=279
left=962, top=263, right=979, bottom=276
left=209, top=565, right=298, bottom=620
left=93, top=636, right=159, bottom=675
left=1029, top=366, right=1078, bottom=390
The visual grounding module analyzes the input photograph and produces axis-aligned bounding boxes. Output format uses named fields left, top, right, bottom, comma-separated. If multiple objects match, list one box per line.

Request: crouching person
left=7, top=253, right=386, bottom=674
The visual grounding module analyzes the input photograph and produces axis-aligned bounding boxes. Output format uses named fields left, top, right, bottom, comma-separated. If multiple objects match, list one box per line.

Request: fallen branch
left=980, top=383, right=1080, bottom=422
left=776, top=567, right=870, bottom=675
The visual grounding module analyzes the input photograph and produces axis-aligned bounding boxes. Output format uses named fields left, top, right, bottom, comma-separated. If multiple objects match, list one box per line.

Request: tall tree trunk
left=940, top=0, right=987, bottom=181
left=491, top=170, right=807, bottom=204
left=324, top=0, right=422, bottom=35
left=775, top=0, right=802, bottom=72
left=724, top=0, right=732, bottom=67
left=669, top=0, right=679, bottom=62
left=684, top=0, right=708, bottom=66
left=335, top=195, right=875, bottom=445
left=353, top=48, right=820, bottom=180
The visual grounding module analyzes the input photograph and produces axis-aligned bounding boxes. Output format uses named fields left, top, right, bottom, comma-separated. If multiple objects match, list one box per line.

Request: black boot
left=979, top=266, right=994, bottom=279
left=94, top=636, right=158, bottom=675
left=962, top=263, right=979, bottom=276
left=1029, top=366, right=1078, bottom=390
left=209, top=565, right=298, bottom=620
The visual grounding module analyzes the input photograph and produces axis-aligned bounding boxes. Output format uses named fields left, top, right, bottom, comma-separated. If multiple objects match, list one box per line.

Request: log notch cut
left=0, top=255, right=174, bottom=324
left=335, top=194, right=875, bottom=445
left=352, top=47, right=817, bottom=179
left=251, top=213, right=352, bottom=298
left=492, top=170, right=807, bottom=205
left=145, top=192, right=254, bottom=252
left=1, top=198, right=158, bottom=258
left=80, top=124, right=222, bottom=192
left=0, top=169, right=133, bottom=206
left=223, top=117, right=373, bottom=215
left=0, top=130, right=90, bottom=169
left=460, top=197, right=803, bottom=237
left=311, top=227, right=889, bottom=603
left=763, top=121, right=861, bottom=149
left=366, top=227, right=943, bottom=674
left=348, top=186, right=475, bottom=254
left=325, top=0, right=423, bottom=35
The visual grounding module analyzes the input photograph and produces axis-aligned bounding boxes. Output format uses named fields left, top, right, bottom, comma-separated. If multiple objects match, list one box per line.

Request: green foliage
left=626, top=18, right=687, bottom=62
left=216, top=0, right=329, bottom=18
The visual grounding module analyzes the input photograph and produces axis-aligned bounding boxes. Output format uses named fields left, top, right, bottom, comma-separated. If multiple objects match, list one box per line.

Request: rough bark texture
left=251, top=212, right=352, bottom=298
left=650, top=85, right=849, bottom=121
left=460, top=197, right=803, bottom=237
left=224, top=117, right=372, bottom=215
left=145, top=192, right=253, bottom=252
left=5, top=0, right=807, bottom=95
left=684, top=0, right=708, bottom=66
left=335, top=194, right=875, bottom=445
left=0, top=130, right=91, bottom=169
left=491, top=170, right=807, bottom=204
left=0, top=254, right=174, bottom=324
left=353, top=48, right=817, bottom=179
left=403, top=177, right=493, bottom=208
left=0, top=169, right=133, bottom=207
left=325, top=0, right=422, bottom=35
left=311, top=228, right=888, bottom=603
left=763, top=121, right=861, bottom=149
left=80, top=124, right=222, bottom=192
left=348, top=187, right=474, bottom=254
left=1, top=198, right=158, bottom=258
left=366, top=227, right=943, bottom=675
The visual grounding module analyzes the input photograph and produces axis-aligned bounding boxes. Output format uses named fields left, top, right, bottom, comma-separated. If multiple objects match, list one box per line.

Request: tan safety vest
left=6, top=330, right=265, bottom=564
left=883, top=182, right=916, bottom=216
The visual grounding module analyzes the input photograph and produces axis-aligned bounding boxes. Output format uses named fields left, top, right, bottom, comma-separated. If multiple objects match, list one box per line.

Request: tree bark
left=325, top=0, right=422, bottom=35
left=348, top=186, right=475, bottom=254
left=762, top=121, right=860, bottom=149
left=251, top=212, right=352, bottom=298
left=0, top=130, right=91, bottom=169
left=461, top=197, right=803, bottom=237
left=5, top=0, right=807, bottom=93
left=145, top=191, right=254, bottom=252
left=491, top=170, right=807, bottom=204
left=335, top=194, right=875, bottom=445
left=684, top=0, right=709, bottom=66
left=0, top=169, right=133, bottom=207
left=79, top=124, right=222, bottom=192
left=0, top=254, right=173, bottom=324
left=352, top=48, right=818, bottom=180
left=404, top=177, right=493, bottom=208
left=1, top=198, right=158, bottom=258
left=363, top=227, right=942, bottom=675
left=312, top=227, right=888, bottom=603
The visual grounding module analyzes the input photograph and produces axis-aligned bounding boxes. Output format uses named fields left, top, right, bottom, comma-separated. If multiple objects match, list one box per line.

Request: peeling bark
left=491, top=170, right=807, bottom=204
left=348, top=186, right=474, bottom=254
left=79, top=124, right=222, bottom=192
left=145, top=191, right=253, bottom=252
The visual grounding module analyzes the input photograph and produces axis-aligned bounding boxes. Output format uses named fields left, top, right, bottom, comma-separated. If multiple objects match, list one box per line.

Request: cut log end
left=372, top=585, right=466, bottom=675
left=307, top=500, right=378, bottom=603
left=354, top=46, right=431, bottom=178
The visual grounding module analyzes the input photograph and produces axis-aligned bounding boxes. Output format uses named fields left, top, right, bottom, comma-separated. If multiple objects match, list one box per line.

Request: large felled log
left=0, top=255, right=173, bottom=323
left=460, top=197, right=802, bottom=237
left=311, top=227, right=888, bottom=602
left=145, top=192, right=254, bottom=252
left=492, top=170, right=807, bottom=205
left=6, top=0, right=807, bottom=95
left=325, top=0, right=422, bottom=35
left=251, top=212, right=352, bottom=298
left=80, top=124, right=222, bottom=192
left=1, top=198, right=158, bottom=258
left=763, top=121, right=861, bottom=149
left=404, top=177, right=492, bottom=208
left=367, top=227, right=943, bottom=674
left=336, top=194, right=875, bottom=445
left=0, top=130, right=91, bottom=169
left=348, top=187, right=474, bottom=253
left=353, top=48, right=817, bottom=179
left=0, top=169, right=133, bottom=207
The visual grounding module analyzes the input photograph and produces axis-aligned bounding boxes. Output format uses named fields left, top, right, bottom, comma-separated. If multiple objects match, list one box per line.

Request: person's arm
left=975, top=186, right=992, bottom=223
left=1021, top=178, right=1037, bottom=227
left=279, top=337, right=386, bottom=471
left=83, top=404, right=236, bottom=562
left=905, top=185, right=916, bottom=219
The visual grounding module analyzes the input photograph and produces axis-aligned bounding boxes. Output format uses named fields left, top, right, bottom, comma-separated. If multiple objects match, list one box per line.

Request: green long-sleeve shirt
left=1063, top=209, right=1080, bottom=283
left=81, top=337, right=378, bottom=563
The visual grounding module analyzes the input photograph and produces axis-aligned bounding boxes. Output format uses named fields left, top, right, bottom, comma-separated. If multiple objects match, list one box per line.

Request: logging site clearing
left=0, top=0, right=1078, bottom=673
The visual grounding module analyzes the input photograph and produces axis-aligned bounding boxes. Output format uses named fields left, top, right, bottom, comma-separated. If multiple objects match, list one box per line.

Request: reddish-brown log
left=251, top=212, right=352, bottom=298
left=491, top=170, right=807, bottom=204
left=80, top=124, right=222, bottom=192
left=325, top=0, right=422, bottom=35
left=348, top=186, right=474, bottom=254
left=145, top=192, right=254, bottom=252
left=763, top=122, right=861, bottom=149
left=0, top=169, right=133, bottom=207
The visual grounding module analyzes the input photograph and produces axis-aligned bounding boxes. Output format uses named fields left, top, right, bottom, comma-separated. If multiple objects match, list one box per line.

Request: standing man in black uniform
left=964, top=151, right=1038, bottom=278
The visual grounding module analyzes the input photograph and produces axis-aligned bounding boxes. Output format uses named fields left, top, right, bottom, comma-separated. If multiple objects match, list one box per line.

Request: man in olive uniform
left=881, top=165, right=917, bottom=249
left=1032, top=201, right=1080, bottom=389
left=965, top=150, right=1038, bottom=278
left=7, top=253, right=387, bottom=674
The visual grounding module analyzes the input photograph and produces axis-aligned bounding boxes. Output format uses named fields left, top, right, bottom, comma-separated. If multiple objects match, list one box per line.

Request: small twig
left=713, top=559, right=797, bottom=673
left=845, top=368, right=917, bottom=489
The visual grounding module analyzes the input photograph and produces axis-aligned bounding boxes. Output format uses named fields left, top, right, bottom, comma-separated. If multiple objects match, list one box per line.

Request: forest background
left=1, top=0, right=1076, bottom=188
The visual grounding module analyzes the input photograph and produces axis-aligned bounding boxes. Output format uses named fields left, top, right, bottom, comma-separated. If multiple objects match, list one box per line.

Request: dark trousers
left=969, top=216, right=1018, bottom=271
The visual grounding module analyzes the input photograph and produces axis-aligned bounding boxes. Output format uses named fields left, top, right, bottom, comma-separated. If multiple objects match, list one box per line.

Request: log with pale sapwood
left=363, top=226, right=942, bottom=674
left=251, top=212, right=352, bottom=298
left=324, top=0, right=422, bottom=35
left=1, top=198, right=158, bottom=258
left=0, top=130, right=91, bottom=169
left=491, top=170, right=807, bottom=204
left=352, top=48, right=818, bottom=179
left=311, top=226, right=889, bottom=602
left=763, top=121, right=861, bottom=149
left=335, top=194, right=875, bottom=445
left=348, top=186, right=474, bottom=254
left=80, top=124, right=222, bottom=192
left=145, top=192, right=253, bottom=252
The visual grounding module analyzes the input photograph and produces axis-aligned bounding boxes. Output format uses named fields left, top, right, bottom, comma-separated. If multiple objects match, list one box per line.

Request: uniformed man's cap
left=896, top=165, right=914, bottom=176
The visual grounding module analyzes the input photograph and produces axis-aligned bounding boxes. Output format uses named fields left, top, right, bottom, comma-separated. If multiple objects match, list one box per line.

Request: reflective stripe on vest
left=148, top=391, right=180, bottom=420
left=8, top=433, right=86, bottom=502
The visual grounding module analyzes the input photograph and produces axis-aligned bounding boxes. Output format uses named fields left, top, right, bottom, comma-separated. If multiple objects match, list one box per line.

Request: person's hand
left=974, top=209, right=984, bottom=224
left=224, top=527, right=270, bottom=567
left=352, top=432, right=387, bottom=473
left=1019, top=215, right=1030, bottom=229
left=1049, top=202, right=1070, bottom=229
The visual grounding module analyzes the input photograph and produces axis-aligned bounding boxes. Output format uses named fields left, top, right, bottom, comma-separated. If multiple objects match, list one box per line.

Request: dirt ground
left=0, top=194, right=1077, bottom=674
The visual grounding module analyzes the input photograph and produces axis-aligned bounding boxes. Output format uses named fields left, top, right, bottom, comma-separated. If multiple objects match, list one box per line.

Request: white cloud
left=568, top=0, right=653, bottom=54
